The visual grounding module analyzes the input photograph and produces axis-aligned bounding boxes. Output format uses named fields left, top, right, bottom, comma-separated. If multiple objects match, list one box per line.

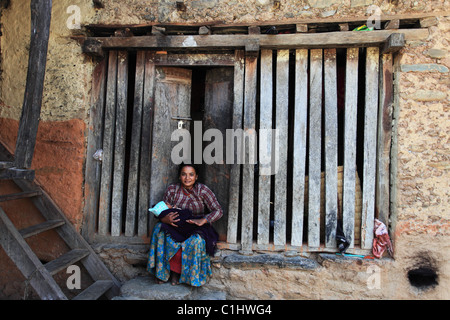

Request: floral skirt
left=147, top=222, right=212, bottom=287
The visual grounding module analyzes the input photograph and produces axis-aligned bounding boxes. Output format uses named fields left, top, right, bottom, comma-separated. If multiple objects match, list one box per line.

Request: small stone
left=400, top=64, right=449, bottom=73
left=426, top=48, right=447, bottom=59
left=404, top=90, right=447, bottom=102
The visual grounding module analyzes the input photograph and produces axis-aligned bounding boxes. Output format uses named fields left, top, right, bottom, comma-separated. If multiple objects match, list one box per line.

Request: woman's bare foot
left=156, top=278, right=166, bottom=284
left=170, top=272, right=180, bottom=285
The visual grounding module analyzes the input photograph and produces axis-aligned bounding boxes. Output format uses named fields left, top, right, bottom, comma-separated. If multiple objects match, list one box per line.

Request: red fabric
left=170, top=249, right=182, bottom=274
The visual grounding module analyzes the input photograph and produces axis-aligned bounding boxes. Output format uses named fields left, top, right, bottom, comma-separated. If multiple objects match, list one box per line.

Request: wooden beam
left=14, top=0, right=52, bottom=168
left=381, top=33, right=405, bottom=54
left=81, top=29, right=425, bottom=53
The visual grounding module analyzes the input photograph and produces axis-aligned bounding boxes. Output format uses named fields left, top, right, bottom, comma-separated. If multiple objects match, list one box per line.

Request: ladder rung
left=0, top=161, right=14, bottom=169
left=0, top=168, right=35, bottom=180
left=0, top=190, right=42, bottom=202
left=19, top=219, right=65, bottom=239
left=44, top=249, right=90, bottom=275
left=72, top=280, right=114, bottom=300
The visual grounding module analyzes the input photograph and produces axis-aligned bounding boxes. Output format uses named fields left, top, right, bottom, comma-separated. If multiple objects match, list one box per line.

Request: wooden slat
left=125, top=51, right=145, bottom=237
left=0, top=161, right=14, bottom=169
left=324, top=49, right=338, bottom=248
left=307, top=49, right=323, bottom=249
left=343, top=48, right=359, bottom=248
left=227, top=50, right=244, bottom=244
left=274, top=49, right=289, bottom=247
left=98, top=50, right=118, bottom=236
left=82, top=57, right=107, bottom=241
left=83, top=29, right=425, bottom=52
left=14, top=0, right=52, bottom=168
left=0, top=168, right=35, bottom=180
left=240, top=53, right=258, bottom=254
left=257, top=49, right=273, bottom=246
left=72, top=280, right=113, bottom=300
left=0, top=190, right=41, bottom=202
left=0, top=207, right=67, bottom=300
left=111, top=51, right=129, bottom=237
left=376, top=53, right=394, bottom=227
left=361, top=47, right=380, bottom=249
left=138, top=51, right=156, bottom=237
left=291, top=49, right=308, bottom=247
left=19, top=219, right=65, bottom=239
left=44, top=249, right=90, bottom=275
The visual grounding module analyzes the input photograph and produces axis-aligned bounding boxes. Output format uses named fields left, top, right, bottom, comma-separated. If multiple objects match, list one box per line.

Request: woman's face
left=179, top=166, right=197, bottom=190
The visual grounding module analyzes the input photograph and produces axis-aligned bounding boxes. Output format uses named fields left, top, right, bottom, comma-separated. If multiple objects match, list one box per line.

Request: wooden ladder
left=0, top=160, right=121, bottom=300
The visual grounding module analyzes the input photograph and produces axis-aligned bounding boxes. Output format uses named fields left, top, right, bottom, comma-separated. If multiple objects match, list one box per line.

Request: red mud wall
left=0, top=117, right=86, bottom=230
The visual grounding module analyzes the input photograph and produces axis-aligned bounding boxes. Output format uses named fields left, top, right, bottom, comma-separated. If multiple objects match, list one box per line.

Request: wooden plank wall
left=85, top=47, right=384, bottom=252
left=227, top=47, right=382, bottom=253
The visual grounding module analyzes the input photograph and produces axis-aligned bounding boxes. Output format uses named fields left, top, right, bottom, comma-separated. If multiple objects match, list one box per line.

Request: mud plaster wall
left=0, top=0, right=449, bottom=299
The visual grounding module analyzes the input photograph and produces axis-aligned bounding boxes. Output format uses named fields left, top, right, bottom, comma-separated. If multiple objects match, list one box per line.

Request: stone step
left=113, top=275, right=227, bottom=300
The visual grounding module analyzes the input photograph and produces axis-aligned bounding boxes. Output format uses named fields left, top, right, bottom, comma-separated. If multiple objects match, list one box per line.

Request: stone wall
left=0, top=0, right=448, bottom=299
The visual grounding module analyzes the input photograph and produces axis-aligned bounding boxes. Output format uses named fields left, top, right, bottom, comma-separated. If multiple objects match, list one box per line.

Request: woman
left=147, top=164, right=223, bottom=286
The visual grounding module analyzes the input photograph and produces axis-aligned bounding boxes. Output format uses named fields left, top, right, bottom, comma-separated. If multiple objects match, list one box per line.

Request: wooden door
left=148, top=67, right=192, bottom=233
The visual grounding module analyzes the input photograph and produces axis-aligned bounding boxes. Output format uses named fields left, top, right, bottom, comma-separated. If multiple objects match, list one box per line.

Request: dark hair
left=177, top=163, right=199, bottom=177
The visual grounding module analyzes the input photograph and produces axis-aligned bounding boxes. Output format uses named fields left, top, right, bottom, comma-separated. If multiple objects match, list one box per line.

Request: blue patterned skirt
left=147, top=222, right=212, bottom=287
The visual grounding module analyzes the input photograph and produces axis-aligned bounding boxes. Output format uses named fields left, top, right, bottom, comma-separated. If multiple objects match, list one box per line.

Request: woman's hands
left=187, top=217, right=208, bottom=226
left=160, top=211, right=180, bottom=227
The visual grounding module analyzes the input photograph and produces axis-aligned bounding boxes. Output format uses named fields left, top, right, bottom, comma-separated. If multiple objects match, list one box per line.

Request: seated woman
left=147, top=163, right=223, bottom=286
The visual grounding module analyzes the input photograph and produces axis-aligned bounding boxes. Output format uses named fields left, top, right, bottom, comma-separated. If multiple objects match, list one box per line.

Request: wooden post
left=343, top=48, right=359, bottom=248
left=308, top=49, right=323, bottom=249
left=240, top=52, right=258, bottom=254
left=257, top=49, right=273, bottom=246
left=227, top=50, right=245, bottom=245
left=125, top=51, right=145, bottom=237
left=274, top=49, right=289, bottom=247
left=291, top=49, right=308, bottom=247
left=14, top=0, right=52, bottom=168
left=376, top=53, right=393, bottom=227
left=324, top=49, right=338, bottom=248
left=361, top=47, right=379, bottom=249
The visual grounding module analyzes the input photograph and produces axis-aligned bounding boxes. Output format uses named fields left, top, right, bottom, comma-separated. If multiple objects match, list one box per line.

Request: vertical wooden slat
left=125, top=51, right=145, bottom=236
left=376, top=53, right=393, bottom=228
left=98, top=50, right=118, bottom=236
left=138, top=51, right=156, bottom=237
left=274, top=49, right=289, bottom=247
left=82, top=58, right=107, bottom=240
left=240, top=53, right=258, bottom=254
left=291, top=49, right=308, bottom=247
left=324, top=49, right=338, bottom=248
left=361, top=47, right=379, bottom=249
left=227, top=50, right=244, bottom=244
left=257, top=49, right=273, bottom=245
left=343, top=48, right=359, bottom=248
left=308, top=49, right=322, bottom=249
left=14, top=0, right=52, bottom=169
left=111, top=51, right=129, bottom=236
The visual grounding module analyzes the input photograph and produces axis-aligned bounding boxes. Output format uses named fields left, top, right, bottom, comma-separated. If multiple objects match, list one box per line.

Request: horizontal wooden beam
left=82, top=29, right=427, bottom=53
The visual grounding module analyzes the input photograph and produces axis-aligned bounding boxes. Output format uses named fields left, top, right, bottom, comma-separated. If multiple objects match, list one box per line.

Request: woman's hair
left=177, top=163, right=199, bottom=177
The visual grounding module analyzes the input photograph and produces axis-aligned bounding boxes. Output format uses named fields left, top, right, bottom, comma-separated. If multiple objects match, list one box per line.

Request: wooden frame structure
left=81, top=27, right=426, bottom=253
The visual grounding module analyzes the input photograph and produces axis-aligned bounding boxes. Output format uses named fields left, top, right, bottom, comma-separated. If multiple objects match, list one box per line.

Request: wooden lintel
left=80, top=29, right=427, bottom=52
left=381, top=33, right=405, bottom=54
